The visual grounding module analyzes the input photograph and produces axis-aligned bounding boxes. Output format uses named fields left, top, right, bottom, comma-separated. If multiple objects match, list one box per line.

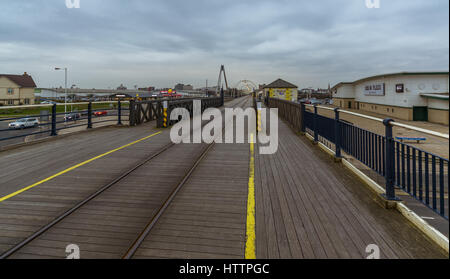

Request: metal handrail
left=0, top=101, right=130, bottom=110
left=304, top=104, right=449, bottom=140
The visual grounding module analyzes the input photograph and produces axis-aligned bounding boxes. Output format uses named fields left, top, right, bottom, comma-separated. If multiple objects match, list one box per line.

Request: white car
left=8, top=118, right=39, bottom=129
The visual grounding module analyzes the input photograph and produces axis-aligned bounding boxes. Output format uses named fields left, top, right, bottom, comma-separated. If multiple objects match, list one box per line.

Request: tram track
left=123, top=96, right=253, bottom=258
left=0, top=96, right=251, bottom=259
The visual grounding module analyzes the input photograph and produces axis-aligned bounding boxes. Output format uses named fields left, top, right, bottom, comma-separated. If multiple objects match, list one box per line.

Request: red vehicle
left=94, top=111, right=108, bottom=117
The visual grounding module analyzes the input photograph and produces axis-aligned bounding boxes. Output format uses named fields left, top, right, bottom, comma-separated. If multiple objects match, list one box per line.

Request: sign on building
left=364, top=83, right=385, bottom=96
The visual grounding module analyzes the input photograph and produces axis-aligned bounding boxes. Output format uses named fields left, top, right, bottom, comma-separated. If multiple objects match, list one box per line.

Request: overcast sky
left=0, top=0, right=448, bottom=89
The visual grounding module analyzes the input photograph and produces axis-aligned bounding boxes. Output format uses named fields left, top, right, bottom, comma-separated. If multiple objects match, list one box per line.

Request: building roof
left=332, top=71, right=449, bottom=91
left=264, top=78, right=298, bottom=89
left=0, top=73, right=37, bottom=88
left=420, top=93, right=449, bottom=100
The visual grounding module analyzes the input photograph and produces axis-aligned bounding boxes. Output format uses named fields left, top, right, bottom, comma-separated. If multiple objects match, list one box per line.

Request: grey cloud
left=0, top=0, right=448, bottom=89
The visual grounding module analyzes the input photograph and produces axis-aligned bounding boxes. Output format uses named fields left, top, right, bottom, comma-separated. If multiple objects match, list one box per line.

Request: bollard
left=162, top=101, right=168, bottom=128
left=313, top=105, right=318, bottom=144
left=383, top=118, right=398, bottom=201
left=51, top=104, right=57, bottom=136
left=334, top=108, right=341, bottom=159
left=117, top=100, right=122, bottom=125
left=87, top=102, right=93, bottom=129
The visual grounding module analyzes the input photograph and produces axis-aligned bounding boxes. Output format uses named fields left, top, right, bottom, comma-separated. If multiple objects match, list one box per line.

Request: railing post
left=87, top=102, right=93, bottom=129
left=334, top=108, right=341, bottom=160
left=300, top=102, right=306, bottom=134
left=50, top=104, right=57, bottom=136
left=117, top=100, right=122, bottom=125
left=129, top=100, right=135, bottom=126
left=383, top=118, right=398, bottom=201
left=313, top=105, right=318, bottom=144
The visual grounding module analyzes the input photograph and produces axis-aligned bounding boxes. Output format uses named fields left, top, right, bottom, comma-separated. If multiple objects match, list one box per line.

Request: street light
left=55, top=67, right=67, bottom=122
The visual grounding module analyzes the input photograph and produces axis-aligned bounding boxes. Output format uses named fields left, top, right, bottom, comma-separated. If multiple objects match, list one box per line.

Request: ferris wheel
left=234, top=80, right=257, bottom=93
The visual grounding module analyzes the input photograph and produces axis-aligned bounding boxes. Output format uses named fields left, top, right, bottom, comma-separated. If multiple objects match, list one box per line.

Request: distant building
left=263, top=79, right=298, bottom=102
left=175, top=83, right=194, bottom=91
left=0, top=72, right=36, bottom=105
left=117, top=84, right=127, bottom=90
left=299, top=88, right=330, bottom=94
left=138, top=86, right=155, bottom=91
left=332, top=72, right=449, bottom=125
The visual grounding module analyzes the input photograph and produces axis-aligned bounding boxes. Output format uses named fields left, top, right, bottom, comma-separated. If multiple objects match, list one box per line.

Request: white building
left=332, top=72, right=449, bottom=125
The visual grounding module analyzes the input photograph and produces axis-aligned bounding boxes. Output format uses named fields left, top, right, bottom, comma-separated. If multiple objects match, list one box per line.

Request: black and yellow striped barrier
left=163, top=101, right=168, bottom=128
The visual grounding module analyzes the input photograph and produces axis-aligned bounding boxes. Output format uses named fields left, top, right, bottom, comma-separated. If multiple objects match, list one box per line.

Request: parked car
left=8, top=118, right=39, bottom=129
left=94, top=111, right=108, bottom=117
left=40, top=100, right=57, bottom=105
left=64, top=113, right=81, bottom=121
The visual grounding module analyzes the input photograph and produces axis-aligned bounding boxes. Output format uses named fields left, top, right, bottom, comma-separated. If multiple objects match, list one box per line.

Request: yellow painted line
left=245, top=133, right=256, bottom=259
left=0, top=131, right=162, bottom=203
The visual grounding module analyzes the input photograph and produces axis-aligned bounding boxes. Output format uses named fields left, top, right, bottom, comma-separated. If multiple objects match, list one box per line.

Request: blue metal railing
left=0, top=101, right=127, bottom=148
left=297, top=102, right=448, bottom=220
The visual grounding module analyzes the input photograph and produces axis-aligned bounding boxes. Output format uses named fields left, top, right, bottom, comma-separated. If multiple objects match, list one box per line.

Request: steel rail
left=0, top=96, right=249, bottom=259
left=0, top=140, right=174, bottom=259
left=123, top=96, right=252, bottom=259
left=122, top=142, right=215, bottom=259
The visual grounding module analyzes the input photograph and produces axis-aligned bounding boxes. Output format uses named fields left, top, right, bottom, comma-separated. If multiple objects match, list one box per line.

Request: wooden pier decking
left=0, top=96, right=447, bottom=259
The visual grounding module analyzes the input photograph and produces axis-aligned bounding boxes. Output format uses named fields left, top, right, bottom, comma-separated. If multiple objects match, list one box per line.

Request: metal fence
left=129, top=100, right=161, bottom=126
left=1, top=96, right=225, bottom=149
left=130, top=97, right=223, bottom=128
left=269, top=97, right=449, bottom=220
left=267, top=98, right=303, bottom=132
left=0, top=101, right=128, bottom=149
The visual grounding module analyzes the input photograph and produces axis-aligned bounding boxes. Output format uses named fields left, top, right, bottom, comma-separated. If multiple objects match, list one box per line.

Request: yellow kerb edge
left=245, top=133, right=256, bottom=259
left=0, top=131, right=162, bottom=202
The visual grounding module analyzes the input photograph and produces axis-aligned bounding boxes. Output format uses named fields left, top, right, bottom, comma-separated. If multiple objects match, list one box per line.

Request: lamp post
left=55, top=67, right=67, bottom=122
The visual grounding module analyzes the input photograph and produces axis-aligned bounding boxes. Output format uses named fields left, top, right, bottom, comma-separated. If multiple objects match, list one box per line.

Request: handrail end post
left=300, top=102, right=306, bottom=133
left=313, top=105, right=318, bottom=143
left=117, top=100, right=122, bottom=125
left=334, top=108, right=341, bottom=159
left=50, top=104, right=57, bottom=136
left=87, top=102, right=93, bottom=129
left=383, top=118, right=398, bottom=200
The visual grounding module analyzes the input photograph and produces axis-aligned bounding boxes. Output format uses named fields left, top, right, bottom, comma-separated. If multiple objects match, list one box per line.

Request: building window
left=24, top=98, right=30, bottom=105
left=7, top=100, right=14, bottom=105
left=387, top=108, right=390, bottom=112
left=396, top=84, right=404, bottom=93
left=7, top=88, right=14, bottom=95
left=392, top=109, right=394, bottom=113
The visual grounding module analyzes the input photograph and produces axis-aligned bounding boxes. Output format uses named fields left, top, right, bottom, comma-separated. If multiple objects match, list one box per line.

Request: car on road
left=40, top=100, right=57, bottom=105
left=8, top=118, right=39, bottom=129
left=94, top=111, right=108, bottom=117
left=64, top=113, right=81, bottom=121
